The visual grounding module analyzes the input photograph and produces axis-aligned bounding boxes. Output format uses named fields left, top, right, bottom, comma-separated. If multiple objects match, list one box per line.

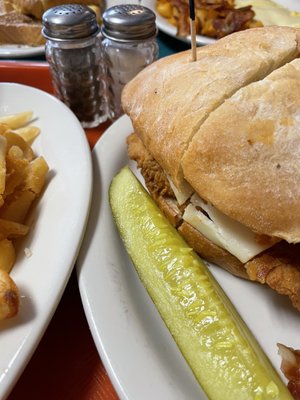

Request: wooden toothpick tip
left=189, top=0, right=197, bottom=61
left=190, top=18, right=197, bottom=62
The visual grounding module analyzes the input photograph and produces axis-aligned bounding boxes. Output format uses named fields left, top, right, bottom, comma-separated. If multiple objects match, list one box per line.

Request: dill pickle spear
left=109, top=166, right=292, bottom=400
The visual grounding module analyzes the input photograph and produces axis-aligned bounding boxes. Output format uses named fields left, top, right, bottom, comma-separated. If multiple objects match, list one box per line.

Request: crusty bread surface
left=122, top=26, right=300, bottom=193
left=0, top=7, right=43, bottom=45
left=0, top=0, right=44, bottom=46
left=2, top=1, right=14, bottom=12
left=10, top=0, right=102, bottom=19
left=0, top=22, right=43, bottom=46
left=0, top=0, right=5, bottom=12
left=182, top=57, right=300, bottom=243
left=0, top=0, right=14, bottom=12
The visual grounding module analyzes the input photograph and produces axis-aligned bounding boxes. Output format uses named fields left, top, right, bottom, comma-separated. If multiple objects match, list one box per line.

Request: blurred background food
left=0, top=0, right=104, bottom=46
left=0, top=0, right=44, bottom=46
left=2, top=0, right=300, bottom=46
left=156, top=0, right=263, bottom=39
left=236, top=0, right=300, bottom=27
left=156, top=0, right=300, bottom=39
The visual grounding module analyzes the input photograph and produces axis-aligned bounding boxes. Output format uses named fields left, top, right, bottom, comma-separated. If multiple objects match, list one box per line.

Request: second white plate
left=77, top=115, right=300, bottom=400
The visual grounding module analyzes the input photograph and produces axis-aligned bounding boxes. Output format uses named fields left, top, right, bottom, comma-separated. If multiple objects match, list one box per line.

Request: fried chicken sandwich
left=122, top=26, right=300, bottom=311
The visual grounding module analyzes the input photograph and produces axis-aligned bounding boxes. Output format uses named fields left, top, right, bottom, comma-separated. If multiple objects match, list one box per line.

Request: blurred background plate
left=0, top=45, right=45, bottom=59
left=106, top=0, right=300, bottom=46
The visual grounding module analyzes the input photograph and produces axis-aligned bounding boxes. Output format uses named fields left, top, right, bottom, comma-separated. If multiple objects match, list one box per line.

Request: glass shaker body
left=101, top=4, right=159, bottom=121
left=102, top=36, right=158, bottom=120
left=45, top=34, right=107, bottom=128
left=42, top=4, right=108, bottom=128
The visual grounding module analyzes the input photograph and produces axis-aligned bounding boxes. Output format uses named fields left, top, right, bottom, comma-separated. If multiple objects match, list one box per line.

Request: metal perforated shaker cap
left=101, top=4, right=157, bottom=41
left=42, top=4, right=99, bottom=40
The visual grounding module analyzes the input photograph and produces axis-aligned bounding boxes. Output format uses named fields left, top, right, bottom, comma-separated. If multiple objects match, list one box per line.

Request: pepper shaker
left=42, top=4, right=108, bottom=128
left=101, top=4, right=159, bottom=120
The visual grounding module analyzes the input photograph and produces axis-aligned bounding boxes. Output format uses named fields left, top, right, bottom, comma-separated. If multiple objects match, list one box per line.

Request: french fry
left=0, top=239, right=15, bottom=273
left=4, top=146, right=29, bottom=198
left=156, top=1, right=172, bottom=18
left=14, top=126, right=40, bottom=144
left=0, top=111, right=33, bottom=130
left=24, top=156, right=49, bottom=195
left=0, top=191, right=36, bottom=224
left=1, top=130, right=34, bottom=161
left=0, top=136, right=7, bottom=195
left=0, top=123, right=8, bottom=135
left=0, top=218, right=29, bottom=239
left=0, top=269, right=19, bottom=320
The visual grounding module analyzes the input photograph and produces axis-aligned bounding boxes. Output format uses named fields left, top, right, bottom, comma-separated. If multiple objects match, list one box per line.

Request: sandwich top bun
left=122, top=26, right=300, bottom=196
left=181, top=58, right=300, bottom=242
left=10, top=0, right=102, bottom=19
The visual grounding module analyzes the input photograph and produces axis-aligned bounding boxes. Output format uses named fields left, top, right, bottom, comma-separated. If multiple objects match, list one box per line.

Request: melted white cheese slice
left=167, top=175, right=193, bottom=205
left=183, top=194, right=277, bottom=263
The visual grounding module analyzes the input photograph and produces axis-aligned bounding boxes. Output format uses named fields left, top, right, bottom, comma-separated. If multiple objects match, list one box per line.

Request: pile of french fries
left=0, top=111, right=49, bottom=321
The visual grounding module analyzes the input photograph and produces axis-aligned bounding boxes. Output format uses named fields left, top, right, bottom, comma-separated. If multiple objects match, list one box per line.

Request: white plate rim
left=0, top=45, right=45, bottom=59
left=0, top=82, right=93, bottom=399
left=77, top=115, right=300, bottom=400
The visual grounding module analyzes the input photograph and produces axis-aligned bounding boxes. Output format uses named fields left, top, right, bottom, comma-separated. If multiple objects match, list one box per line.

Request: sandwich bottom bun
left=127, top=132, right=300, bottom=311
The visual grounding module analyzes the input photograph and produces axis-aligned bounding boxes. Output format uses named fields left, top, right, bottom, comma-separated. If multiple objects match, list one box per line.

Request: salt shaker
left=42, top=4, right=107, bottom=128
left=101, top=4, right=159, bottom=120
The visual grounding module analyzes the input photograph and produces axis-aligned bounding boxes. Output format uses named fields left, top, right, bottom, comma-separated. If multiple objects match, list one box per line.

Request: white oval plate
left=0, top=83, right=92, bottom=400
left=77, top=115, right=300, bottom=400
